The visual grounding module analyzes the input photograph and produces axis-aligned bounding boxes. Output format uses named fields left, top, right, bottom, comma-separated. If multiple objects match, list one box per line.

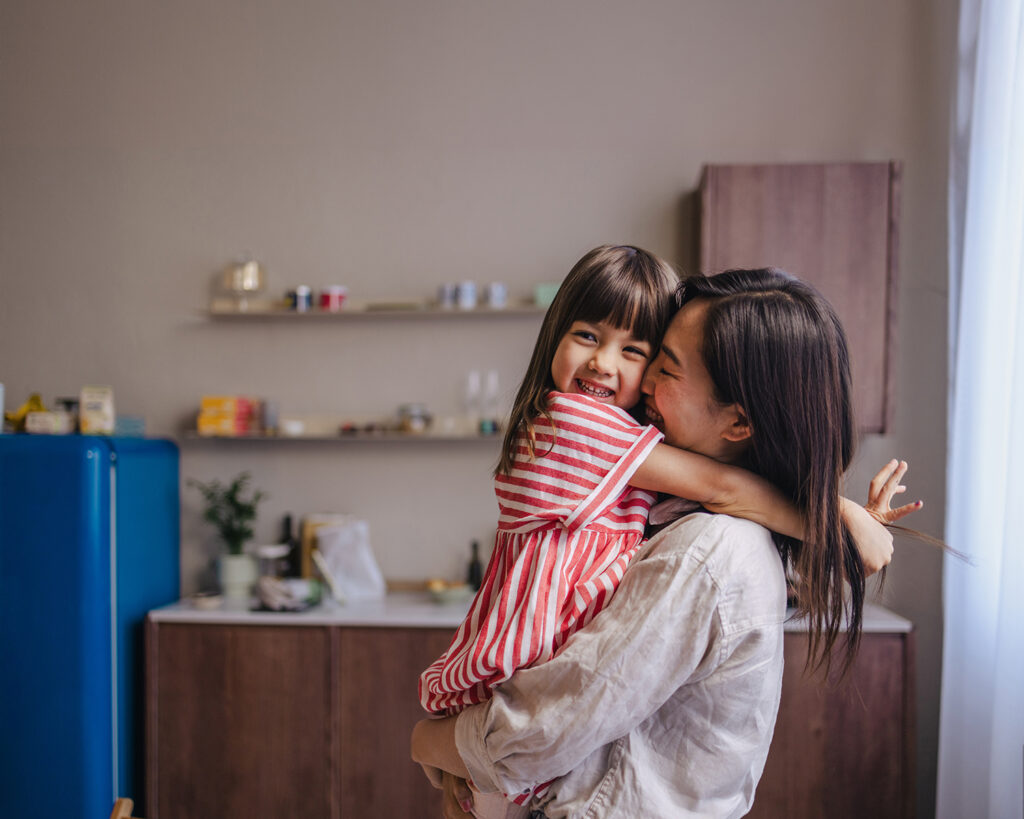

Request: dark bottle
left=281, top=513, right=301, bottom=578
left=467, top=540, right=483, bottom=590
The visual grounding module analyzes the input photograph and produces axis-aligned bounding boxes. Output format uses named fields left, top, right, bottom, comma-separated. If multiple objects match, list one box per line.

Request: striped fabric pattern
left=419, top=392, right=663, bottom=718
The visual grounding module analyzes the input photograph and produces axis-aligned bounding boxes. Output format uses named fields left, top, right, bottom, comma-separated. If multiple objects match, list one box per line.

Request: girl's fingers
left=872, top=460, right=909, bottom=506
left=869, top=459, right=899, bottom=500
left=879, top=461, right=908, bottom=499
left=886, top=500, right=924, bottom=523
left=885, top=461, right=909, bottom=493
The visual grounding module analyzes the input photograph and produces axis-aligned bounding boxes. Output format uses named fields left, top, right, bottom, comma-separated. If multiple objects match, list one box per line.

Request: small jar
left=293, top=285, right=313, bottom=312
left=456, top=281, right=477, bottom=310
left=485, top=282, right=508, bottom=309
left=397, top=403, right=432, bottom=434
left=437, top=283, right=457, bottom=309
left=320, top=285, right=348, bottom=312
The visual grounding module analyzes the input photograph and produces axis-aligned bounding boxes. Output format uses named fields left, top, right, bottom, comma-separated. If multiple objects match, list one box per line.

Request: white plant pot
left=219, top=553, right=257, bottom=601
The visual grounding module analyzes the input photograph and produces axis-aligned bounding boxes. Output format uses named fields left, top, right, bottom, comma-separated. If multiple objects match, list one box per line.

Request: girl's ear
left=721, top=404, right=753, bottom=443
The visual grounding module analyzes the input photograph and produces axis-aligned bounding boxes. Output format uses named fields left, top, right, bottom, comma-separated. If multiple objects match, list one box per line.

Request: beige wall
left=0, top=1, right=954, bottom=814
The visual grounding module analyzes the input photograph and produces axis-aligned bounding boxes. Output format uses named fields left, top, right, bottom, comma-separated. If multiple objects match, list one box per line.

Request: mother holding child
left=412, top=245, right=918, bottom=818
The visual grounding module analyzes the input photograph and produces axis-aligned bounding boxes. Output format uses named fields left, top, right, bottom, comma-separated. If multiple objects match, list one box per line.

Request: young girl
left=419, top=246, right=806, bottom=727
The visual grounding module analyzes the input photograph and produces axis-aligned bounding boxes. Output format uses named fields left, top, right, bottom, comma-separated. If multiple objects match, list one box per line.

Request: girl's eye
left=573, top=331, right=596, bottom=342
left=624, top=346, right=650, bottom=357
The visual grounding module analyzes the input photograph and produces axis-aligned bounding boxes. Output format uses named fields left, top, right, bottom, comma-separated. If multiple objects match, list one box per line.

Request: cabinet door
left=147, top=622, right=335, bottom=819
left=700, top=162, right=900, bottom=433
left=748, top=632, right=915, bottom=819
left=336, top=627, right=456, bottom=816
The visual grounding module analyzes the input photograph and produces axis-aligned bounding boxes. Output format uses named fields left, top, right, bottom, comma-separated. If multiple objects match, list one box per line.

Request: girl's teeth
left=577, top=380, right=613, bottom=397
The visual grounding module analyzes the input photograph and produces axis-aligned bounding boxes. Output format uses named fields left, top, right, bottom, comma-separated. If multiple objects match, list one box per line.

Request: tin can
left=456, top=281, right=477, bottom=310
left=437, top=283, right=457, bottom=309
left=485, top=282, right=508, bottom=309
left=320, top=285, right=347, bottom=312
left=293, top=285, right=312, bottom=312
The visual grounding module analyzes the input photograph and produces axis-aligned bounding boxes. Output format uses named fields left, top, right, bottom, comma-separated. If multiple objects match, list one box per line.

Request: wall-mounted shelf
left=202, top=303, right=546, bottom=320
left=179, top=432, right=502, bottom=444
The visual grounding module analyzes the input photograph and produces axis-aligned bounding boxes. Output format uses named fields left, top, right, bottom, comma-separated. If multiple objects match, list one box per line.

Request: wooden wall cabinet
left=700, top=162, right=901, bottom=433
left=147, top=618, right=912, bottom=818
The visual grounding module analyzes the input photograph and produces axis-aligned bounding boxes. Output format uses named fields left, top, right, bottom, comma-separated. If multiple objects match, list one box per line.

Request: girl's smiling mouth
left=575, top=378, right=614, bottom=399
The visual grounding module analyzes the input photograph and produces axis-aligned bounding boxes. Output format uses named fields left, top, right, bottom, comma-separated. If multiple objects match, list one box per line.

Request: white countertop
left=785, top=602, right=912, bottom=633
left=148, top=591, right=474, bottom=628
left=149, top=593, right=911, bottom=633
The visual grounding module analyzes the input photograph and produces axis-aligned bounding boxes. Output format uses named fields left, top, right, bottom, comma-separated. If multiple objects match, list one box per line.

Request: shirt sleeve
left=495, top=393, right=663, bottom=532
left=454, top=515, right=730, bottom=797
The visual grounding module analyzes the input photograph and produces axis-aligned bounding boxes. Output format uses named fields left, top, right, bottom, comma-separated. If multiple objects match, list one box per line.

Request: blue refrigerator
left=0, top=435, right=180, bottom=819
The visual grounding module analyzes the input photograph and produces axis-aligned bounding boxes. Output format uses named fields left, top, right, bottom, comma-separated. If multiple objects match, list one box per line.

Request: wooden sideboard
left=146, top=602, right=913, bottom=818
left=751, top=629, right=916, bottom=819
left=146, top=618, right=453, bottom=818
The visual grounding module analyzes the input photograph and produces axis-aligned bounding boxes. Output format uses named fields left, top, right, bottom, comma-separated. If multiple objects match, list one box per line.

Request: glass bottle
left=467, top=540, right=483, bottom=590
left=281, top=513, right=301, bottom=578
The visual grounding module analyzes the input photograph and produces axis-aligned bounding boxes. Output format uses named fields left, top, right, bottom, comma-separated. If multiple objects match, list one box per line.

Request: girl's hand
left=441, top=772, right=475, bottom=818
left=866, top=459, right=923, bottom=525
left=841, top=498, right=893, bottom=575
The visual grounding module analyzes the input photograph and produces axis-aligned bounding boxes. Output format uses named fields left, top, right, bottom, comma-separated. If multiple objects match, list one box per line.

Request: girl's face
left=550, top=319, right=653, bottom=409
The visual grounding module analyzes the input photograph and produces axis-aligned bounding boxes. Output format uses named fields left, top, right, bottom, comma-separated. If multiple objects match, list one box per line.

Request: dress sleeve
left=496, top=393, right=663, bottom=532
left=453, top=516, right=729, bottom=797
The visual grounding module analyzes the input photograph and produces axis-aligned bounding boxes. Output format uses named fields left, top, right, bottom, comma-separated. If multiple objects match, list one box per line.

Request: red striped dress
left=419, top=392, right=663, bottom=719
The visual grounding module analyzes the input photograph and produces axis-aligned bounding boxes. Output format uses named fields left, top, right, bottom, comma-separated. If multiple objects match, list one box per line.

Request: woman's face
left=641, top=300, right=749, bottom=462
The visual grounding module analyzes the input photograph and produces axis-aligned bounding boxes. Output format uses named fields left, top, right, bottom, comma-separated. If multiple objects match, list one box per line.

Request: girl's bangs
left=575, top=276, right=666, bottom=344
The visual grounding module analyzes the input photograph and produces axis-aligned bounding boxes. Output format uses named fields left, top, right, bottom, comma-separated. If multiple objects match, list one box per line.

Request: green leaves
left=188, top=471, right=267, bottom=555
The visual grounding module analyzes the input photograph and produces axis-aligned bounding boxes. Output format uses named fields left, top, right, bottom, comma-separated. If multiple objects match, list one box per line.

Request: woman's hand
left=865, top=459, right=923, bottom=525
left=411, top=716, right=471, bottom=778
left=441, top=772, right=475, bottom=818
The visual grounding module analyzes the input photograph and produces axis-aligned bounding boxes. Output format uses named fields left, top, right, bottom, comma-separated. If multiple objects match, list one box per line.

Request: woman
left=413, top=269, right=913, bottom=818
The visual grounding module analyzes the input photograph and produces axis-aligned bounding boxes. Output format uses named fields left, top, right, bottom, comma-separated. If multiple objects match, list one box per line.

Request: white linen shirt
left=455, top=512, right=788, bottom=818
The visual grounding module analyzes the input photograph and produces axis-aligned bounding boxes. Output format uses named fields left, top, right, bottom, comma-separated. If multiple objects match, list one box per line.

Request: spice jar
left=397, top=403, right=432, bottom=434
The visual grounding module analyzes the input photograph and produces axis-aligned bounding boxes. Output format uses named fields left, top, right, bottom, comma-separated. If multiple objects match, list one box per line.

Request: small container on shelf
left=196, top=395, right=264, bottom=437
left=397, top=403, right=432, bottom=435
left=289, top=285, right=313, bottom=312
left=320, top=285, right=348, bottom=312
left=456, top=281, right=477, bottom=310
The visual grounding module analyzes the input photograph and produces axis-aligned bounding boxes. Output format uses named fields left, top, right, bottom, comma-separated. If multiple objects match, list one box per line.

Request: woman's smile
left=643, top=401, right=665, bottom=427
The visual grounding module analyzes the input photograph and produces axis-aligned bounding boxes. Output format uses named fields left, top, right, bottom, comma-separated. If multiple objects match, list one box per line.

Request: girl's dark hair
left=679, top=268, right=863, bottom=677
left=497, top=245, right=677, bottom=475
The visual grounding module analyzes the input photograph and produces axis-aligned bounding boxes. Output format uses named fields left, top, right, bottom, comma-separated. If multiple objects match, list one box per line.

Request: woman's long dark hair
left=496, top=245, right=677, bottom=475
left=679, top=268, right=864, bottom=677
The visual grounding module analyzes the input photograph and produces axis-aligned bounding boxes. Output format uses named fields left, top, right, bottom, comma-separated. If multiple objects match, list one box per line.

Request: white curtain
left=938, top=0, right=1024, bottom=816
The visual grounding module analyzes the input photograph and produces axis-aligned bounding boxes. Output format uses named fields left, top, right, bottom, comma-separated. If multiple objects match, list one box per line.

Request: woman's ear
left=721, top=404, right=752, bottom=443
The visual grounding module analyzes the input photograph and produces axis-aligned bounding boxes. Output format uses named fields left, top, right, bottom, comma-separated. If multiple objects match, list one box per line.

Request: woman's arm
left=411, top=717, right=468, bottom=780
left=630, top=443, right=805, bottom=539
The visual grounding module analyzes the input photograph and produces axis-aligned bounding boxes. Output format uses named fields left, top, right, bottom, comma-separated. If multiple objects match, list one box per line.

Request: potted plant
left=188, top=471, right=266, bottom=601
